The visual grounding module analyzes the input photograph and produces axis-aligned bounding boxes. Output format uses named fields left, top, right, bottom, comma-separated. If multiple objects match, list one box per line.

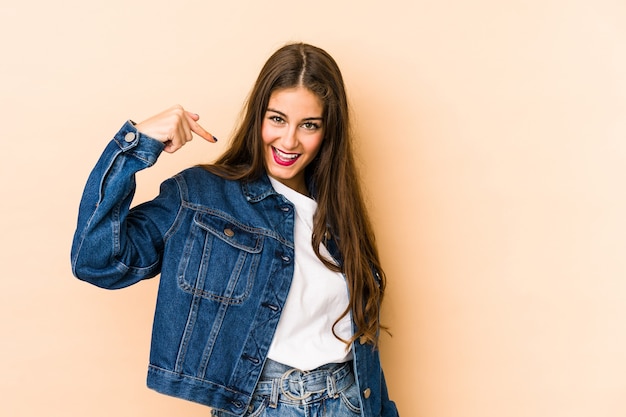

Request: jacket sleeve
left=353, top=338, right=400, bottom=417
left=70, top=121, right=179, bottom=289
left=380, top=368, right=400, bottom=417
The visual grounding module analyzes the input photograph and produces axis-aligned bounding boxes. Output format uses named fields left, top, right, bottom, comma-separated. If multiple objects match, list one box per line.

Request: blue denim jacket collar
left=242, top=174, right=279, bottom=203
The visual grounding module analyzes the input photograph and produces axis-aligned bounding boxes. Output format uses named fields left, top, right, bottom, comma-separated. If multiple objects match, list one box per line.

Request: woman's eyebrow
left=266, top=107, right=286, bottom=117
left=266, top=108, right=324, bottom=121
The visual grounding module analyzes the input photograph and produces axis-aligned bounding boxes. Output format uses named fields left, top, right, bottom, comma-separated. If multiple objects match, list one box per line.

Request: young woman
left=71, top=42, right=399, bottom=417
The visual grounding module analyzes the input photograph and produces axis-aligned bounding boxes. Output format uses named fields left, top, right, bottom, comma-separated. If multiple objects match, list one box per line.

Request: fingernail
left=212, top=135, right=219, bottom=142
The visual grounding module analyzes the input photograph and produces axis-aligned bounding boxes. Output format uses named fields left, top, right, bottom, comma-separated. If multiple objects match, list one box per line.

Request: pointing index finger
left=185, top=111, right=218, bottom=143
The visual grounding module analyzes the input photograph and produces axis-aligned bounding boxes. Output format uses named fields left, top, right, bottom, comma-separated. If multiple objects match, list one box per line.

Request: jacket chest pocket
left=177, top=212, right=264, bottom=304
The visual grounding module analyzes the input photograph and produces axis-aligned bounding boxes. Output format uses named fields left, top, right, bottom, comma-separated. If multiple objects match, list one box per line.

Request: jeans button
left=363, top=388, right=371, bottom=399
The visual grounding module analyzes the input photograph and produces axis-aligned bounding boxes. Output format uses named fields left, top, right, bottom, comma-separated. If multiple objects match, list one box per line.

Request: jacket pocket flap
left=193, top=212, right=263, bottom=253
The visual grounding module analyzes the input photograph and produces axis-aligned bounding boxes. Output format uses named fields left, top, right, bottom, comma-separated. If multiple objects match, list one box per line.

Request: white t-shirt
left=266, top=177, right=353, bottom=370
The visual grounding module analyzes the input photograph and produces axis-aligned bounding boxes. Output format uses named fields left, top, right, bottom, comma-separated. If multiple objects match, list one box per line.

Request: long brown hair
left=202, top=42, right=386, bottom=347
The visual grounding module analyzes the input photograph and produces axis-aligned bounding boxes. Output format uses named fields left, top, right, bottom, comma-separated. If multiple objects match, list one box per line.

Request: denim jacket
left=71, top=122, right=399, bottom=417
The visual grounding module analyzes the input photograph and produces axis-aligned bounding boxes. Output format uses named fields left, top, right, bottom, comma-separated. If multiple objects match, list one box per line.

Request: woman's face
left=261, top=87, right=325, bottom=195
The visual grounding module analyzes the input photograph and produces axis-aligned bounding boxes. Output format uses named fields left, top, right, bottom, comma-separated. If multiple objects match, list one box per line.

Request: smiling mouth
left=272, top=146, right=300, bottom=166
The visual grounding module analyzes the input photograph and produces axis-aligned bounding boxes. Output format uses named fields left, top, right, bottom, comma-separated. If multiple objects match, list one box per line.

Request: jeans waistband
left=254, top=359, right=354, bottom=406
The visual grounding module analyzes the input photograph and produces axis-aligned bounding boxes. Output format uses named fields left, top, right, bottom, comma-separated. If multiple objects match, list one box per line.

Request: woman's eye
left=269, top=115, right=284, bottom=124
left=302, top=122, right=320, bottom=130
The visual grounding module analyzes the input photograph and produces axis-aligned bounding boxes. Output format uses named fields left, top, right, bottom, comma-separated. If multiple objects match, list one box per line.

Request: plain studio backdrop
left=1, top=1, right=625, bottom=416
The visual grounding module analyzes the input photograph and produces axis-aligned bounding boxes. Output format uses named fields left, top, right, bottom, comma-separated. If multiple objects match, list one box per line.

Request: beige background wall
left=1, top=1, right=625, bottom=416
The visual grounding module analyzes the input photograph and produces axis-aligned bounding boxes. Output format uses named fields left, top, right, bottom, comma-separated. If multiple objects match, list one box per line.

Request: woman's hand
left=135, top=105, right=217, bottom=153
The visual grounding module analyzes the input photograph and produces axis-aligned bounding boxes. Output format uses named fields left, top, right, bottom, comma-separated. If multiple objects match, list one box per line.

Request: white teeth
left=274, top=147, right=299, bottom=160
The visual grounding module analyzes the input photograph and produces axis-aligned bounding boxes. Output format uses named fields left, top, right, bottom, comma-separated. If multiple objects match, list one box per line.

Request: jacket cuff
left=112, top=120, right=165, bottom=166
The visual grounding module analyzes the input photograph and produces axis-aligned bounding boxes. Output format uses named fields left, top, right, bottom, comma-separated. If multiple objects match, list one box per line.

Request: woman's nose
left=281, top=126, right=298, bottom=149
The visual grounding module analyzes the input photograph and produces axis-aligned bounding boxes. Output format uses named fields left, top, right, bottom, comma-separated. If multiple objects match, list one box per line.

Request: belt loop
left=327, top=371, right=339, bottom=398
left=269, top=378, right=280, bottom=408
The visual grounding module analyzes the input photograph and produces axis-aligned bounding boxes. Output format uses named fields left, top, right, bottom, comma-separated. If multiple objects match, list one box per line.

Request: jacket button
left=124, top=132, right=136, bottom=143
left=363, top=388, right=371, bottom=399
left=224, top=228, right=235, bottom=237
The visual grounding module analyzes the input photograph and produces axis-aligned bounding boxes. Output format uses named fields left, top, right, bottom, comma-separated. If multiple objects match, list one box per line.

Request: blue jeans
left=212, top=359, right=362, bottom=417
